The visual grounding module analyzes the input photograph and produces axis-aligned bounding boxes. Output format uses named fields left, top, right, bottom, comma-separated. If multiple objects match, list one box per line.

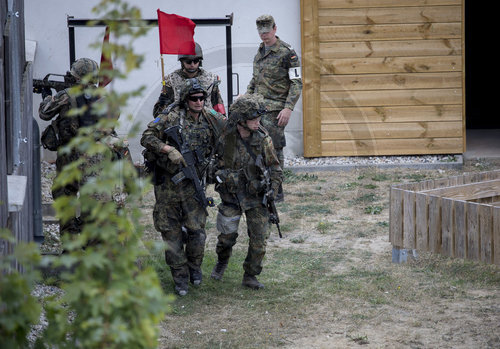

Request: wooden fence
left=390, top=170, right=500, bottom=265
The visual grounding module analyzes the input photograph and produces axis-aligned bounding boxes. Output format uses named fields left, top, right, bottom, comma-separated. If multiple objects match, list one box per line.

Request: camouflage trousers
left=153, top=179, right=207, bottom=282
left=53, top=150, right=81, bottom=236
left=215, top=203, right=270, bottom=276
left=261, top=110, right=285, bottom=169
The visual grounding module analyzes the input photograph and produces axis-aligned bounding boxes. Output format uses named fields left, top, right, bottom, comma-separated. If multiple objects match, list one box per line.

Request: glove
left=41, top=87, right=52, bottom=99
left=267, top=189, right=275, bottom=201
left=167, top=148, right=186, bottom=166
left=158, top=93, right=169, bottom=105
left=214, top=169, right=228, bottom=184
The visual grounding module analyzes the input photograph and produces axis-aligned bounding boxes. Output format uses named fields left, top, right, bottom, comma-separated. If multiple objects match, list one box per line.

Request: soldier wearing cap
left=153, top=42, right=226, bottom=117
left=247, top=15, right=302, bottom=201
left=210, top=93, right=282, bottom=290
left=141, top=78, right=226, bottom=296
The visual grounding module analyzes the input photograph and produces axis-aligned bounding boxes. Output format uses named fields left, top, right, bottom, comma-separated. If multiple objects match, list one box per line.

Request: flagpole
left=160, top=54, right=166, bottom=91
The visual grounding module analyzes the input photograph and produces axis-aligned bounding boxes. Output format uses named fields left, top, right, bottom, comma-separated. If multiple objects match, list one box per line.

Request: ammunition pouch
left=247, top=179, right=265, bottom=196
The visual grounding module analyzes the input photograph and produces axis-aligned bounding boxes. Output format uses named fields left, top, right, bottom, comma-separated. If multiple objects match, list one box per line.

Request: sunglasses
left=183, top=58, right=201, bottom=65
left=187, top=95, right=205, bottom=102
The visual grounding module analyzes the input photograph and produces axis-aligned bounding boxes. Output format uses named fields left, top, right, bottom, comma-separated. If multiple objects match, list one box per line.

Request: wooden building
left=301, top=0, right=465, bottom=157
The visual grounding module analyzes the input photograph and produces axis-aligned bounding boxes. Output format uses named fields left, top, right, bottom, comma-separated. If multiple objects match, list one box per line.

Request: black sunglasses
left=183, top=58, right=201, bottom=65
left=187, top=95, right=205, bottom=102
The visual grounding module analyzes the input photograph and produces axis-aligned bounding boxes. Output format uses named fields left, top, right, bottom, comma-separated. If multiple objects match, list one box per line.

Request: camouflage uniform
left=247, top=35, right=302, bottom=170
left=40, top=88, right=82, bottom=234
left=141, top=87, right=226, bottom=292
left=152, top=68, right=224, bottom=117
left=213, top=94, right=282, bottom=283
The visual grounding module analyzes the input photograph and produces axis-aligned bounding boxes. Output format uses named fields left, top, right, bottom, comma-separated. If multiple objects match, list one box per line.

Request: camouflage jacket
left=152, top=68, right=225, bottom=117
left=247, top=37, right=302, bottom=111
left=215, top=126, right=282, bottom=210
left=39, top=87, right=118, bottom=147
left=39, top=89, right=80, bottom=146
left=141, top=107, right=226, bottom=182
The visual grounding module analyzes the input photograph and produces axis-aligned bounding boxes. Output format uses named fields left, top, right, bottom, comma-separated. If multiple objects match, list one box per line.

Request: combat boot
left=242, top=272, right=264, bottom=290
left=171, top=266, right=189, bottom=296
left=189, top=267, right=202, bottom=286
left=210, top=260, right=228, bottom=281
left=174, top=282, right=188, bottom=296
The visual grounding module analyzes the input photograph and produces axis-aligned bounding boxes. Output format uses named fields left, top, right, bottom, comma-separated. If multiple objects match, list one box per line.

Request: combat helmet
left=70, top=58, right=99, bottom=83
left=178, top=42, right=203, bottom=65
left=228, top=93, right=266, bottom=124
left=180, top=77, right=208, bottom=103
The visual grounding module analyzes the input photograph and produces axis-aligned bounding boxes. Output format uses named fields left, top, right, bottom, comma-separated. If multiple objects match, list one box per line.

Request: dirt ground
left=42, top=159, right=500, bottom=348
left=129, top=159, right=499, bottom=349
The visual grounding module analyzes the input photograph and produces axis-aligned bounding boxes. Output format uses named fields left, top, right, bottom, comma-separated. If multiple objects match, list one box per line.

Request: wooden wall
left=301, top=0, right=464, bottom=157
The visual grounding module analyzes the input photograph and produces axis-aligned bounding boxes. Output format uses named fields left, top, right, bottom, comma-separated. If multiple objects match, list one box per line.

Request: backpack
left=40, top=119, right=61, bottom=151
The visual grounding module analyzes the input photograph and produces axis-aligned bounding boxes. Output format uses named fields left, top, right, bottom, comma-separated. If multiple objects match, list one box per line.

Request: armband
left=288, top=67, right=302, bottom=80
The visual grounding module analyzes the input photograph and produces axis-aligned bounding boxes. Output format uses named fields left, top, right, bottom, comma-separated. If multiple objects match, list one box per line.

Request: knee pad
left=216, top=212, right=241, bottom=235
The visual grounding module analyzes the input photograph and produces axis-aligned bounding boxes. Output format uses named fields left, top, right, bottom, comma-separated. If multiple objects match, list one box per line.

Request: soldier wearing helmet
left=38, top=58, right=106, bottom=237
left=141, top=78, right=226, bottom=296
left=210, top=93, right=282, bottom=290
left=152, top=42, right=226, bottom=117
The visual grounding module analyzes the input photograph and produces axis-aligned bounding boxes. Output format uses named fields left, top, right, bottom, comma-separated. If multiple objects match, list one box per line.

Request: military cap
left=256, top=15, right=275, bottom=34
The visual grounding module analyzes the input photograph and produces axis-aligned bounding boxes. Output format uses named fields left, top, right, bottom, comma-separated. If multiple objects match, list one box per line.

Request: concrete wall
left=25, top=0, right=303, bottom=163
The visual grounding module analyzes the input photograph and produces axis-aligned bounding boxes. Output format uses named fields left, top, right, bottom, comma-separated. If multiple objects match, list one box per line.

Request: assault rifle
left=33, top=72, right=77, bottom=94
left=164, top=125, right=215, bottom=209
left=255, top=155, right=282, bottom=238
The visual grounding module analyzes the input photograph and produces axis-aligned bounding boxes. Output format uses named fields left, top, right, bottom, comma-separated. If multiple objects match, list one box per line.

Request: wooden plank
left=389, top=187, right=404, bottom=246
left=466, top=202, right=480, bottom=261
left=441, top=198, right=454, bottom=256
left=321, top=137, right=463, bottom=156
left=319, top=6, right=461, bottom=26
left=415, top=192, right=429, bottom=250
left=301, top=0, right=322, bottom=157
left=321, top=105, right=462, bottom=124
left=454, top=200, right=466, bottom=259
left=321, top=121, right=462, bottom=140
left=321, top=88, right=462, bottom=108
left=321, top=72, right=461, bottom=91
left=479, top=205, right=493, bottom=264
left=318, top=0, right=461, bottom=9
left=403, top=190, right=416, bottom=249
left=320, top=56, right=461, bottom=75
left=319, top=23, right=461, bottom=42
left=428, top=195, right=441, bottom=253
left=494, top=207, right=500, bottom=266
left=320, top=39, right=462, bottom=59
left=421, top=179, right=500, bottom=201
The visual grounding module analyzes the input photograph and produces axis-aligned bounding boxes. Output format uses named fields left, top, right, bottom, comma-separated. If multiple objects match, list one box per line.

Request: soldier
left=39, top=58, right=100, bottom=237
left=152, top=42, right=225, bottom=117
left=247, top=15, right=302, bottom=201
left=141, top=78, right=226, bottom=296
left=210, top=94, right=282, bottom=290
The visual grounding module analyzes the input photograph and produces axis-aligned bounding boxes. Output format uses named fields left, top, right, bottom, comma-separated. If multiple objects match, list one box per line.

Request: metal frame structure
left=66, top=14, right=235, bottom=105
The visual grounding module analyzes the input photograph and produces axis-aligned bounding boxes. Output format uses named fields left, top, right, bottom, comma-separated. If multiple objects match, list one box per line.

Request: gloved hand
left=266, top=189, right=275, bottom=201
left=214, top=169, right=228, bottom=183
left=41, top=87, right=52, bottom=99
left=167, top=148, right=186, bottom=167
left=158, top=93, right=169, bottom=105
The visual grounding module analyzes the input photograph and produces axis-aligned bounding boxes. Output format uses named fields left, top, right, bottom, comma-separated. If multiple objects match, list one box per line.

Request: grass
left=132, top=163, right=500, bottom=348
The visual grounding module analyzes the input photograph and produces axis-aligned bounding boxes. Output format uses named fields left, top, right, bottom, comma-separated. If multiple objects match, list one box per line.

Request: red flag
left=157, top=9, right=196, bottom=55
left=99, top=26, right=113, bottom=87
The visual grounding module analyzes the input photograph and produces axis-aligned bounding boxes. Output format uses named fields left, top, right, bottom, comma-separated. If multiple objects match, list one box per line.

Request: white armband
left=288, top=67, right=302, bottom=80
